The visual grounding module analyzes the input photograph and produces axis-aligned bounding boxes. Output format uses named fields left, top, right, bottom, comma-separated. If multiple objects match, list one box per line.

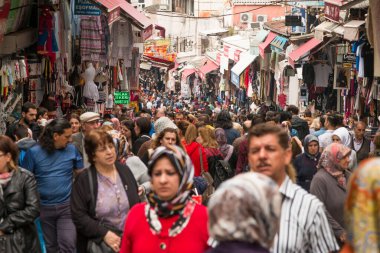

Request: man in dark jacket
left=351, top=121, right=371, bottom=163
left=286, top=105, right=309, bottom=141
left=6, top=102, right=37, bottom=141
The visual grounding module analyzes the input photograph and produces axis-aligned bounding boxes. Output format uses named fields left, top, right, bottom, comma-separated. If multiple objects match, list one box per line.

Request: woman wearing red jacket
left=120, top=145, right=209, bottom=253
left=184, top=123, right=208, bottom=176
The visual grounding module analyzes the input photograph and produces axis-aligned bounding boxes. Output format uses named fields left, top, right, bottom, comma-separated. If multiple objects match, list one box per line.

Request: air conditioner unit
left=240, top=13, right=253, bottom=23
left=256, top=15, right=268, bottom=22
left=158, top=4, right=170, bottom=11
left=249, top=22, right=262, bottom=29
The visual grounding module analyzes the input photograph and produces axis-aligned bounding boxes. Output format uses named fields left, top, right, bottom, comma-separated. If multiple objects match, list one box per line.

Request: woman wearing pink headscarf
left=310, top=143, right=352, bottom=249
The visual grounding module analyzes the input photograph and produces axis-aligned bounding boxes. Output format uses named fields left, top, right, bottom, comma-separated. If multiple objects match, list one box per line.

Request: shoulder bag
left=198, top=147, right=214, bottom=205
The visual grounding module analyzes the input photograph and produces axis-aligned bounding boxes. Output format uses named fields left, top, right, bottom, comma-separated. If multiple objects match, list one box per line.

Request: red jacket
left=120, top=203, right=209, bottom=253
left=185, top=142, right=208, bottom=176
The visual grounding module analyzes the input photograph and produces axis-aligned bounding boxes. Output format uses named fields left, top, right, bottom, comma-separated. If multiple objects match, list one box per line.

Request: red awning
left=94, top=0, right=152, bottom=29
left=181, top=68, right=196, bottom=80
left=288, top=38, right=322, bottom=67
left=199, top=61, right=218, bottom=80
left=258, top=32, right=277, bottom=58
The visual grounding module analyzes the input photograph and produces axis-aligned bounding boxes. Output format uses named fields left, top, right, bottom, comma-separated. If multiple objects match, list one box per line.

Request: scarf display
left=146, top=145, right=195, bottom=237
left=317, top=143, right=351, bottom=188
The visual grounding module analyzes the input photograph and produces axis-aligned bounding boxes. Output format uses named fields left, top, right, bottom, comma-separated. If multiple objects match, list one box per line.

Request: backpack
left=207, top=151, right=234, bottom=189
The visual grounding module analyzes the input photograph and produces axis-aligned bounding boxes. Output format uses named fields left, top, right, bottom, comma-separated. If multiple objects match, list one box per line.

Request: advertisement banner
left=74, top=0, right=101, bottom=16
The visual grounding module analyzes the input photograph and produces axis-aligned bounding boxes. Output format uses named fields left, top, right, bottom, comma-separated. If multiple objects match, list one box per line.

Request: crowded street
left=0, top=0, right=379, bottom=252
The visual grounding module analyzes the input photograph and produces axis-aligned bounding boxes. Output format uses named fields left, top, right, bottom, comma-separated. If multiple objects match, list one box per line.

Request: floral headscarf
left=345, top=158, right=380, bottom=253
left=215, top=128, right=233, bottom=161
left=146, top=145, right=195, bottom=237
left=208, top=172, right=282, bottom=249
left=318, top=143, right=351, bottom=188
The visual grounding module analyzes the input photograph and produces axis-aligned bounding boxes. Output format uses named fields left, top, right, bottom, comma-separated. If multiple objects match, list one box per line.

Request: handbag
left=198, top=147, right=214, bottom=205
left=86, top=169, right=120, bottom=253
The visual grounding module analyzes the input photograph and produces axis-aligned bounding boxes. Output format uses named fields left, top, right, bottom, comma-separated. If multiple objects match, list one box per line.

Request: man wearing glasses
left=71, top=112, right=100, bottom=168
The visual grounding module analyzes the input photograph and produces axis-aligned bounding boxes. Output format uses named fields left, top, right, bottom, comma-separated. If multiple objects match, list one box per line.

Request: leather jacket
left=0, top=167, right=40, bottom=253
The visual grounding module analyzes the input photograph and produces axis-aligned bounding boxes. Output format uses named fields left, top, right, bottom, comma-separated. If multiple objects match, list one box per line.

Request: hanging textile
left=80, top=16, right=104, bottom=62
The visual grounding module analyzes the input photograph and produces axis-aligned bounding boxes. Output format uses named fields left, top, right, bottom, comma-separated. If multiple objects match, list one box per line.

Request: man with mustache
left=248, top=123, right=339, bottom=253
left=6, top=102, right=37, bottom=141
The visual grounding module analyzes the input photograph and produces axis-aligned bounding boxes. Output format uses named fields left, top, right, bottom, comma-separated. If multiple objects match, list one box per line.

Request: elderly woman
left=0, top=135, right=40, bottom=252
left=71, top=129, right=140, bottom=253
left=207, top=172, right=282, bottom=253
left=332, top=128, right=358, bottom=171
left=293, top=134, right=321, bottom=192
left=310, top=143, right=351, bottom=248
left=341, top=158, right=380, bottom=253
left=120, top=145, right=209, bottom=253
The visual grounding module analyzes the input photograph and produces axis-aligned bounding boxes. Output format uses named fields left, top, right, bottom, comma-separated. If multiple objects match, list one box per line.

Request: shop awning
left=259, top=32, right=277, bottom=57
left=343, top=20, right=365, bottom=41
left=315, top=21, right=344, bottom=40
left=270, top=35, right=288, bottom=52
left=93, top=0, right=152, bottom=30
left=199, top=61, right=219, bottom=80
left=181, top=68, right=196, bottom=80
left=288, top=38, right=322, bottom=66
left=255, top=30, right=270, bottom=43
left=231, top=54, right=258, bottom=76
left=199, top=28, right=229, bottom=36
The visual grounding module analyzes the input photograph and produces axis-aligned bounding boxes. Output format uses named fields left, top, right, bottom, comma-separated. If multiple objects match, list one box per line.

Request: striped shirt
left=272, top=176, right=339, bottom=253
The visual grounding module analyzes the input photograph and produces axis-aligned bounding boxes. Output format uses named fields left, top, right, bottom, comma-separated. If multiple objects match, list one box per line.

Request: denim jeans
left=39, top=202, right=76, bottom=253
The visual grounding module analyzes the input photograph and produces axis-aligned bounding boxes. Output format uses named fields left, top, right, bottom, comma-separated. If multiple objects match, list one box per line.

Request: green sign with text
left=114, top=91, right=130, bottom=105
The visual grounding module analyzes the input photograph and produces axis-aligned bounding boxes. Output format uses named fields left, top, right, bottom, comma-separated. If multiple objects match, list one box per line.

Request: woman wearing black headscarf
left=293, top=134, right=321, bottom=192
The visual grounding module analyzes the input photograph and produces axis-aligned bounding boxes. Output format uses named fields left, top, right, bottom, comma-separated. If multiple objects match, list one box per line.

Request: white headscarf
left=332, top=127, right=352, bottom=147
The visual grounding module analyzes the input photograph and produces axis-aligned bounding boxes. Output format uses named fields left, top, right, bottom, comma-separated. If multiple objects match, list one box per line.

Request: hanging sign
left=325, top=2, right=340, bottom=23
left=114, top=91, right=130, bottom=105
left=74, top=0, right=101, bottom=16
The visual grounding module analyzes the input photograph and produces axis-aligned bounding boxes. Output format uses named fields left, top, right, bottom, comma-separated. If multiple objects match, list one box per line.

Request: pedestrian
left=310, top=143, right=352, bottom=247
left=207, top=172, right=281, bottom=253
left=0, top=135, right=40, bottom=253
left=69, top=113, right=81, bottom=134
left=22, top=118, right=83, bottom=253
left=293, top=134, right=321, bottom=192
left=332, top=128, right=358, bottom=171
left=350, top=121, right=371, bottom=163
left=286, top=105, right=309, bottom=141
left=71, top=112, right=100, bottom=168
left=120, top=145, right=209, bottom=253
left=13, top=124, right=36, bottom=164
left=247, top=123, right=339, bottom=252
left=184, top=123, right=208, bottom=177
left=132, top=117, right=151, bottom=155
left=6, top=102, right=37, bottom=141
left=71, top=129, right=140, bottom=253
left=340, top=158, right=380, bottom=253
left=214, top=110, right=240, bottom=144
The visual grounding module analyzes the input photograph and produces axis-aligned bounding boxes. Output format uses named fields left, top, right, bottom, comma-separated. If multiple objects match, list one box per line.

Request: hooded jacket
left=293, top=135, right=320, bottom=192
left=16, top=138, right=37, bottom=165
left=185, top=142, right=208, bottom=177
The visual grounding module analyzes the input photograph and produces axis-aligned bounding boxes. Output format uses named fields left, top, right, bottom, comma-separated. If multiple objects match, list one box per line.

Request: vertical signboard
left=325, top=2, right=340, bottom=23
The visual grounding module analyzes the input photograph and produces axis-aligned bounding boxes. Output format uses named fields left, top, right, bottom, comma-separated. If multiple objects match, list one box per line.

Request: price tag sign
left=114, top=91, right=130, bottom=105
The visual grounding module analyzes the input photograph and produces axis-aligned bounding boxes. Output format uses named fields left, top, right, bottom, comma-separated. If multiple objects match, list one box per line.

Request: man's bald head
left=243, top=120, right=252, bottom=133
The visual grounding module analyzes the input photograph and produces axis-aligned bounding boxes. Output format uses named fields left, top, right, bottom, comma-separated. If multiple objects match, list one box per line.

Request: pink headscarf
left=318, top=143, right=351, bottom=188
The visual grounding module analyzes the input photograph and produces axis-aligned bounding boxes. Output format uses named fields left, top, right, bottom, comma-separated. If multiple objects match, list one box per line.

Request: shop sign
left=231, top=71, right=240, bottom=87
left=343, top=53, right=355, bottom=63
left=234, top=50, right=241, bottom=62
left=325, top=2, right=340, bottom=23
left=74, top=0, right=101, bottom=16
left=223, top=45, right=229, bottom=57
left=290, top=7, right=306, bottom=33
left=114, top=91, right=130, bottom=105
left=108, top=8, right=120, bottom=25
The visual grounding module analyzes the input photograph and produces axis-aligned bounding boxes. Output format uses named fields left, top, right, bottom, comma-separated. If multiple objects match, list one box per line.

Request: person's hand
left=339, top=232, right=347, bottom=243
left=138, top=185, right=145, bottom=196
left=104, top=231, right=121, bottom=252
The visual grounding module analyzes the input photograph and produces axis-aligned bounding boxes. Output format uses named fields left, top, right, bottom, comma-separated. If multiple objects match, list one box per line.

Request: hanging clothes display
left=80, top=16, right=104, bottom=63
left=110, top=21, right=133, bottom=67
left=37, top=9, right=59, bottom=64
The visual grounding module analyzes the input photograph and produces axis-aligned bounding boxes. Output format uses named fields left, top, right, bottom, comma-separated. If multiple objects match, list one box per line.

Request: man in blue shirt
left=22, top=118, right=83, bottom=253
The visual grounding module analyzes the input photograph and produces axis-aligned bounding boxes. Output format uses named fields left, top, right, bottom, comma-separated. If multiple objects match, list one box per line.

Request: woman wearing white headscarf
left=207, top=172, right=282, bottom=253
left=331, top=128, right=357, bottom=171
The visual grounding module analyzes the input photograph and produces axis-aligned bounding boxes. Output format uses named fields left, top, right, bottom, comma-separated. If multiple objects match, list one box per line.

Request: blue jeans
left=39, top=202, right=76, bottom=253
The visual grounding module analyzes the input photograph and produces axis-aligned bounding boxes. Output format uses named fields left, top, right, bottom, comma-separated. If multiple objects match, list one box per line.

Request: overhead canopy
left=270, top=35, right=288, bottom=52
left=181, top=68, right=196, bottom=80
left=288, top=38, right=322, bottom=67
left=93, top=0, right=152, bottom=29
left=199, top=61, right=219, bottom=80
left=199, top=28, right=228, bottom=36
left=231, top=54, right=258, bottom=76
left=259, top=32, right=277, bottom=57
